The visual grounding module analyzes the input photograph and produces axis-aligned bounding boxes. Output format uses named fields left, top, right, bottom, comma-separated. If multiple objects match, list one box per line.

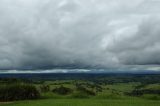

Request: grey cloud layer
left=0, top=0, right=160, bottom=69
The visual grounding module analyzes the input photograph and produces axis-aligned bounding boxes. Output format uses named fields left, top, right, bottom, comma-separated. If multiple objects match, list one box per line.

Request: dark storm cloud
left=0, top=0, right=160, bottom=70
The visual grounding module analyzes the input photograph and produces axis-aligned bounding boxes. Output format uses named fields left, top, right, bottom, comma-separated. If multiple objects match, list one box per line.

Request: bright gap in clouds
left=0, top=0, right=160, bottom=72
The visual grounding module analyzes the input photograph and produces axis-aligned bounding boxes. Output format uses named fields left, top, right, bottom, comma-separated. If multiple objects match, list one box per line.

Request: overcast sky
left=0, top=0, right=160, bottom=72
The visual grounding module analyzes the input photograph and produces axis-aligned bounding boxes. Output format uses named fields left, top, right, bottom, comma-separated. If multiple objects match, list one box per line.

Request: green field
left=2, top=98, right=160, bottom=106
left=0, top=75, right=160, bottom=106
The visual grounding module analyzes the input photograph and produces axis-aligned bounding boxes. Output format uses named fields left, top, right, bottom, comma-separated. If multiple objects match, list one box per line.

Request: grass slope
left=2, top=98, right=160, bottom=106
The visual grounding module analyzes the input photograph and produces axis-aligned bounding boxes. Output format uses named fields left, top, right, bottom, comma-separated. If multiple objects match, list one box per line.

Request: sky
left=0, top=0, right=160, bottom=73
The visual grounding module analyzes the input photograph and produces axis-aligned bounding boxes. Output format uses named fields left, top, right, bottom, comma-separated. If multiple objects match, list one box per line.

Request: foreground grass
left=1, top=98, right=160, bottom=106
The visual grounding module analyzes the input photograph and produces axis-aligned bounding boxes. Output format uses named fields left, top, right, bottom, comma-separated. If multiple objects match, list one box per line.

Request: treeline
left=1, top=74, right=160, bottom=84
left=0, top=84, right=40, bottom=101
left=126, top=89, right=160, bottom=96
left=1, top=74, right=160, bottom=85
left=92, top=75, right=160, bottom=85
left=125, top=83, right=160, bottom=98
left=0, top=78, right=32, bottom=84
left=40, top=82, right=103, bottom=96
left=0, top=78, right=40, bottom=101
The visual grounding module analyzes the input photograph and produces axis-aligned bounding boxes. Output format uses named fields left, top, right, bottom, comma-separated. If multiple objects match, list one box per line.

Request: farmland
left=0, top=73, right=160, bottom=106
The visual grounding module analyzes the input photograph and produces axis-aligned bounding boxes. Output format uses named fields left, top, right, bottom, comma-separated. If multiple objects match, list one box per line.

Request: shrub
left=126, top=89, right=160, bottom=96
left=0, top=84, right=40, bottom=101
left=40, top=84, right=50, bottom=92
left=142, top=94, right=160, bottom=100
left=72, top=92, right=90, bottom=98
left=52, top=85, right=73, bottom=95
left=76, top=84, right=96, bottom=96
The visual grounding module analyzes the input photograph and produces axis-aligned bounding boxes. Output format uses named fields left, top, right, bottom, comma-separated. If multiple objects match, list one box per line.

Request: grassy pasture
left=0, top=74, right=160, bottom=106
left=1, top=98, right=160, bottom=106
